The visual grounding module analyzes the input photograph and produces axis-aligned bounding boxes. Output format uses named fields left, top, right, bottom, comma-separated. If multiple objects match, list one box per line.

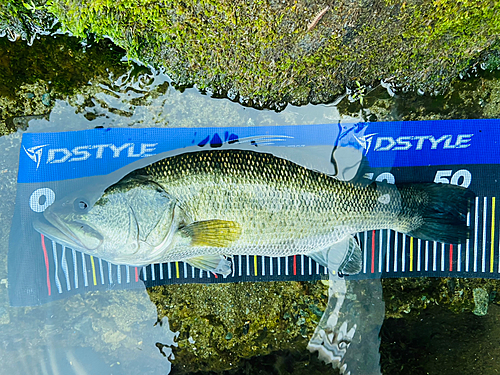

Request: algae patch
left=472, top=287, right=489, bottom=316
left=147, top=281, right=328, bottom=374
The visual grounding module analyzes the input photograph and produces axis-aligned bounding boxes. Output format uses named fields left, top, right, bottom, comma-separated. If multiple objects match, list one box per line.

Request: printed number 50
left=434, top=170, right=472, bottom=188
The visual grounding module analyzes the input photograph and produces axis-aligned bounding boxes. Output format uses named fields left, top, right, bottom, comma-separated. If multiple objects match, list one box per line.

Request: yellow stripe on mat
left=90, top=256, right=97, bottom=286
left=409, top=237, right=414, bottom=272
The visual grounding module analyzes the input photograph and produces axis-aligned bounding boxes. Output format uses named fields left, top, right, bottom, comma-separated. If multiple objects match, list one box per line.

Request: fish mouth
left=33, top=212, right=101, bottom=251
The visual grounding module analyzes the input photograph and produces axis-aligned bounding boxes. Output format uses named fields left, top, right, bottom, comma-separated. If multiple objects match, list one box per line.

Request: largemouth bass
left=33, top=149, right=474, bottom=275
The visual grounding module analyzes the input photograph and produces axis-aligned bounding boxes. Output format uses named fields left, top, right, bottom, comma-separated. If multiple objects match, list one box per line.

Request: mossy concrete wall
left=40, top=0, right=500, bottom=108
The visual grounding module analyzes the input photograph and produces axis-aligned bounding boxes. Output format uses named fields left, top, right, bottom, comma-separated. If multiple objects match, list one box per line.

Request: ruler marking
left=482, top=197, right=487, bottom=273
left=466, top=212, right=471, bottom=272
left=90, top=256, right=97, bottom=286
left=117, top=265, right=121, bottom=284
left=425, top=242, right=429, bottom=271
left=402, top=235, right=406, bottom=273
left=72, top=249, right=78, bottom=289
left=386, top=230, right=391, bottom=273
left=40, top=235, right=51, bottom=296
left=81, top=253, right=88, bottom=287
left=440, top=243, right=444, bottom=272
left=457, top=242, right=462, bottom=272
left=474, top=196, right=479, bottom=273
left=417, top=239, right=421, bottom=272
left=52, top=241, right=62, bottom=294
left=363, top=231, right=367, bottom=274
left=99, top=258, right=104, bottom=285
left=108, top=262, right=113, bottom=284
left=379, top=230, right=383, bottom=273
left=409, top=237, right=414, bottom=272
left=371, top=231, right=375, bottom=273
left=61, top=246, right=71, bottom=291
left=432, top=242, right=437, bottom=272
left=491, top=197, right=496, bottom=273
left=238, top=255, right=242, bottom=276
left=449, top=244, right=453, bottom=272
left=394, top=233, right=398, bottom=273
left=262, top=256, right=266, bottom=276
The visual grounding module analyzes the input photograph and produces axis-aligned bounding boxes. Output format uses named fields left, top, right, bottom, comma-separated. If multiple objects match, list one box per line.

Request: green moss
left=0, top=34, right=128, bottom=131
left=0, top=1, right=54, bottom=43
left=39, top=0, right=500, bottom=106
left=382, top=277, right=500, bottom=319
left=147, top=281, right=328, bottom=374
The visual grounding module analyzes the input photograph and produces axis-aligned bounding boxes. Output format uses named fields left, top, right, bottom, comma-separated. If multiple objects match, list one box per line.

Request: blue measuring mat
left=8, top=119, right=500, bottom=306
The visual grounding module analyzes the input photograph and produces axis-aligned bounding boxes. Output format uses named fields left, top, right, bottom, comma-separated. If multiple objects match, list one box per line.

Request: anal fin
left=308, top=235, right=362, bottom=276
left=186, top=255, right=232, bottom=276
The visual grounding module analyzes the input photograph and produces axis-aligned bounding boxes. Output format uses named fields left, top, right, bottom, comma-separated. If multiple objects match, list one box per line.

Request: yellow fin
left=182, top=220, right=241, bottom=247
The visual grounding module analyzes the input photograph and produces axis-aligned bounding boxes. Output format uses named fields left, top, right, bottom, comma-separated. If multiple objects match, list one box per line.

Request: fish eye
left=74, top=199, right=89, bottom=212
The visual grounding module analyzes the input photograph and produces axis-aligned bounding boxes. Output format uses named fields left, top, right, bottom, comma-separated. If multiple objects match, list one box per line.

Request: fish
left=33, top=149, right=475, bottom=276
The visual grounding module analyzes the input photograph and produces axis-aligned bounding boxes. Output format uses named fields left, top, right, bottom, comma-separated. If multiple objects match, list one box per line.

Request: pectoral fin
left=308, top=235, right=362, bottom=276
left=186, top=255, right=232, bottom=276
left=181, top=219, right=241, bottom=247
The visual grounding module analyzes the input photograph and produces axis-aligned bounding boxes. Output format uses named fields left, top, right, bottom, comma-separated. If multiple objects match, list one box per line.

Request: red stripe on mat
left=449, top=244, right=453, bottom=272
left=40, top=234, right=51, bottom=296
left=371, top=231, right=375, bottom=273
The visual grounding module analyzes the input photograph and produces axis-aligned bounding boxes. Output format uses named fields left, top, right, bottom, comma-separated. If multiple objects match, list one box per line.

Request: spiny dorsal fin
left=181, top=219, right=241, bottom=247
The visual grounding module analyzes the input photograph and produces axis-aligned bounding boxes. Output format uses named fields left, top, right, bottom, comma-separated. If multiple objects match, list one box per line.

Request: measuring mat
left=9, top=120, right=500, bottom=306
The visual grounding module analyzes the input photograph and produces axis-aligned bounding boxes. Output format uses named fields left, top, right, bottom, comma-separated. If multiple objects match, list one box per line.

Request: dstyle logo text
left=24, top=142, right=158, bottom=169
left=369, top=134, right=473, bottom=152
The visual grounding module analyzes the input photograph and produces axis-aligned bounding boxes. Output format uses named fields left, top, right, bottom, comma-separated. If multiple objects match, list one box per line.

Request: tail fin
left=397, top=183, right=475, bottom=244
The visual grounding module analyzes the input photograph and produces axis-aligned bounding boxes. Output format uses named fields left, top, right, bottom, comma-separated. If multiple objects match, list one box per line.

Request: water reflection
left=3, top=56, right=498, bottom=375
left=0, top=64, right=364, bottom=375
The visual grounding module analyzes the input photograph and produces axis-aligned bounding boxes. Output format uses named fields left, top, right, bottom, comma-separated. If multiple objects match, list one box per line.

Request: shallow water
left=0, top=53, right=363, bottom=375
left=1, top=33, right=500, bottom=375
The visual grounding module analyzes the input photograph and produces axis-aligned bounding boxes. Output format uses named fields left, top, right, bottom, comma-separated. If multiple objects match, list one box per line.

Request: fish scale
left=133, top=149, right=403, bottom=260
left=35, top=148, right=474, bottom=271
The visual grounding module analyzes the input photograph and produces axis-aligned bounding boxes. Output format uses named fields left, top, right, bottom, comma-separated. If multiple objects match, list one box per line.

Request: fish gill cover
left=8, top=119, right=500, bottom=306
